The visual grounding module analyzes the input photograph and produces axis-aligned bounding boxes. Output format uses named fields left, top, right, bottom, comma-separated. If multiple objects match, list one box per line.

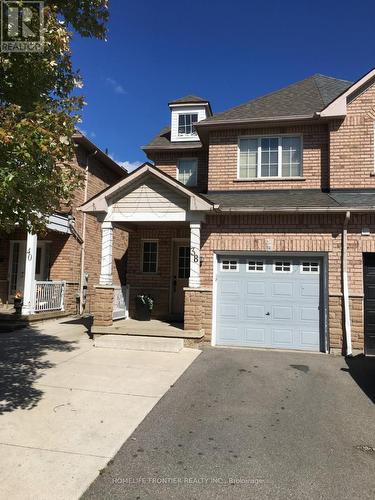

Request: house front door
left=171, top=241, right=190, bottom=320
left=8, top=241, right=26, bottom=300
left=8, top=241, right=50, bottom=302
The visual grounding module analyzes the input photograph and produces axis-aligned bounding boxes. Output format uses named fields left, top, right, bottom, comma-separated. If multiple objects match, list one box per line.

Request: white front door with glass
left=172, top=241, right=190, bottom=319
left=8, top=241, right=50, bottom=302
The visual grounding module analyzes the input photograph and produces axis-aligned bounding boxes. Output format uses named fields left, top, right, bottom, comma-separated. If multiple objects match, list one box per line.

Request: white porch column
left=22, top=231, right=38, bottom=315
left=189, top=222, right=201, bottom=288
left=99, top=221, right=113, bottom=285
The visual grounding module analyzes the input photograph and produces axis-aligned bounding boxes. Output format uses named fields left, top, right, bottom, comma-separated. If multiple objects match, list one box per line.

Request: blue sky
left=71, top=0, right=375, bottom=171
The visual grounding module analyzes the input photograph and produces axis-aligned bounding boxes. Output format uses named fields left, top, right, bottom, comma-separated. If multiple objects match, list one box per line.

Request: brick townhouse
left=82, top=67, right=375, bottom=356
left=0, top=131, right=128, bottom=319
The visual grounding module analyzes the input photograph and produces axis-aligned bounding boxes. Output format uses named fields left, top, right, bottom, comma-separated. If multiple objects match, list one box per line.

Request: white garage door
left=215, top=255, right=322, bottom=351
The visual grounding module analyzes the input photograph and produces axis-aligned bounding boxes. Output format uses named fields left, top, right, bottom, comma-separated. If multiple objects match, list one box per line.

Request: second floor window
left=177, top=159, right=198, bottom=187
left=239, top=136, right=302, bottom=179
left=178, top=113, right=198, bottom=136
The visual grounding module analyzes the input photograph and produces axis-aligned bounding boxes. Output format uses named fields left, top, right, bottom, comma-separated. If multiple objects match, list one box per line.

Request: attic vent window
left=178, top=113, right=198, bottom=136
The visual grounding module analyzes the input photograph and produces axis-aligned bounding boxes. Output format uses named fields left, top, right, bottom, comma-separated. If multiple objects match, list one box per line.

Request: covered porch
left=80, top=163, right=214, bottom=332
left=0, top=214, right=74, bottom=316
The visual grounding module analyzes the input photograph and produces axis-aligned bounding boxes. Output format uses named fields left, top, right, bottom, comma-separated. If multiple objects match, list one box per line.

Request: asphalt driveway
left=83, top=347, right=375, bottom=500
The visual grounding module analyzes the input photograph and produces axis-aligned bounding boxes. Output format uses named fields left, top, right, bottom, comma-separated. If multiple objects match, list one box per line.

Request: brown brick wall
left=184, top=288, right=212, bottom=336
left=46, top=147, right=128, bottom=314
left=195, top=212, right=375, bottom=350
left=207, top=124, right=329, bottom=191
left=124, top=213, right=375, bottom=351
left=329, top=82, right=375, bottom=188
left=150, top=150, right=209, bottom=193
left=92, top=286, right=114, bottom=326
left=64, top=282, right=79, bottom=315
left=0, top=145, right=128, bottom=313
left=127, top=225, right=190, bottom=319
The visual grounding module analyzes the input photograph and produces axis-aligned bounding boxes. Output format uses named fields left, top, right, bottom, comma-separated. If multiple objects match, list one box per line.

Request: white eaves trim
left=79, top=162, right=214, bottom=214
left=319, top=68, right=375, bottom=118
left=46, top=213, right=72, bottom=234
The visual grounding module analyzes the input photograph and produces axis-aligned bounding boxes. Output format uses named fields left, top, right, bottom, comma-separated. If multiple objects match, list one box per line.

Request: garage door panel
left=272, top=282, right=294, bottom=297
left=365, top=285, right=375, bottom=299
left=245, top=327, right=266, bottom=343
left=219, top=327, right=242, bottom=343
left=216, top=255, right=322, bottom=352
left=300, top=282, right=319, bottom=297
left=272, top=305, right=293, bottom=320
left=245, top=304, right=265, bottom=319
left=218, top=303, right=240, bottom=320
left=300, top=306, right=319, bottom=322
left=246, top=281, right=266, bottom=296
left=220, top=280, right=241, bottom=295
left=300, top=329, right=320, bottom=347
left=272, top=328, right=294, bottom=345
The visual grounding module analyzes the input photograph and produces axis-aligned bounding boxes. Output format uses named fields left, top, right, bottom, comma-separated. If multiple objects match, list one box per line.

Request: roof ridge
left=206, top=74, right=324, bottom=119
left=312, top=76, right=326, bottom=109
left=313, top=73, right=353, bottom=84
left=169, top=94, right=209, bottom=104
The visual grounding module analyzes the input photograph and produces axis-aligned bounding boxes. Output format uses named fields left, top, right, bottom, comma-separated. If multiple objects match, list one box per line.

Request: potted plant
left=14, top=290, right=23, bottom=315
left=135, top=294, right=154, bottom=321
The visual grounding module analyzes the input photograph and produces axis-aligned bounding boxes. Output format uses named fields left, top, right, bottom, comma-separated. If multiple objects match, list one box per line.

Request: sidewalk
left=0, top=318, right=200, bottom=499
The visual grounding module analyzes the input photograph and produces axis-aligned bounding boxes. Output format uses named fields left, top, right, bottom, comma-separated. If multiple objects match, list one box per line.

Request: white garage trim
left=211, top=251, right=329, bottom=352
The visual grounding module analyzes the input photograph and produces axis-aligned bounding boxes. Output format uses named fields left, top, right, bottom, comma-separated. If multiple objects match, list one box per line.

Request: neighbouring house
left=0, top=132, right=128, bottom=319
left=81, top=67, right=375, bottom=356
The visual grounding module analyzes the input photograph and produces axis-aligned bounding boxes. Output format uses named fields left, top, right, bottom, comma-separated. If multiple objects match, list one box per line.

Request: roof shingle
left=205, top=189, right=375, bottom=210
left=142, top=126, right=202, bottom=151
left=199, top=74, right=352, bottom=125
left=168, top=95, right=209, bottom=105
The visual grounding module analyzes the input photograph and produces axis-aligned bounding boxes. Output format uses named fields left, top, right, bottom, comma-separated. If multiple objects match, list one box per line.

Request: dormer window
left=178, top=113, right=198, bottom=137
left=169, top=97, right=211, bottom=142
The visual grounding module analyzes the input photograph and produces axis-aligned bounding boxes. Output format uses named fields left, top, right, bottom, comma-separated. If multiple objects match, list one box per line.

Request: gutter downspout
left=342, top=211, right=353, bottom=357
left=79, top=149, right=98, bottom=314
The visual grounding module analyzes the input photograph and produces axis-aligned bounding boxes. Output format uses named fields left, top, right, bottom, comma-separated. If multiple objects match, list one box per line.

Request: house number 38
left=191, top=248, right=199, bottom=263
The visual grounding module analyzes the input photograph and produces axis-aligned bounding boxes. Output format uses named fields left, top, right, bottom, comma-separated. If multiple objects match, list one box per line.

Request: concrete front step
left=91, top=325, right=204, bottom=339
left=94, top=334, right=184, bottom=353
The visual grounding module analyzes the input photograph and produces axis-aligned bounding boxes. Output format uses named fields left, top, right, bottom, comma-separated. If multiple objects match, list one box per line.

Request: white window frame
left=177, top=158, right=198, bottom=187
left=273, top=260, right=293, bottom=273
left=141, top=239, right=159, bottom=274
left=300, top=261, right=320, bottom=274
left=247, top=260, right=265, bottom=273
left=237, top=134, right=303, bottom=180
left=177, top=112, right=199, bottom=137
left=221, top=259, right=239, bottom=272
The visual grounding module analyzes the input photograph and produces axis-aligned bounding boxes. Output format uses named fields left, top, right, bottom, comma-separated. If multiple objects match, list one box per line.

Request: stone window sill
left=234, top=177, right=306, bottom=183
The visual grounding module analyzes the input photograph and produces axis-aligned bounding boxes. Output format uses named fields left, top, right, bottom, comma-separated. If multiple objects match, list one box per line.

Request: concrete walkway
left=0, top=317, right=200, bottom=499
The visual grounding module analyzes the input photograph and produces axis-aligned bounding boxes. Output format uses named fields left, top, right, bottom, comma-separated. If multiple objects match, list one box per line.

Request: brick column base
left=184, top=288, right=212, bottom=340
left=329, top=294, right=364, bottom=352
left=64, top=282, right=79, bottom=315
left=93, top=285, right=114, bottom=326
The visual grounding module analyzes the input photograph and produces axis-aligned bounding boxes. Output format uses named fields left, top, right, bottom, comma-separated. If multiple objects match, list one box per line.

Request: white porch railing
left=34, top=281, right=66, bottom=312
left=113, top=285, right=129, bottom=320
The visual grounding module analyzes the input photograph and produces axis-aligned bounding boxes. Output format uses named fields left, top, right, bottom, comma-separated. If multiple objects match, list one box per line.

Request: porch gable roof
left=79, top=162, right=215, bottom=214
